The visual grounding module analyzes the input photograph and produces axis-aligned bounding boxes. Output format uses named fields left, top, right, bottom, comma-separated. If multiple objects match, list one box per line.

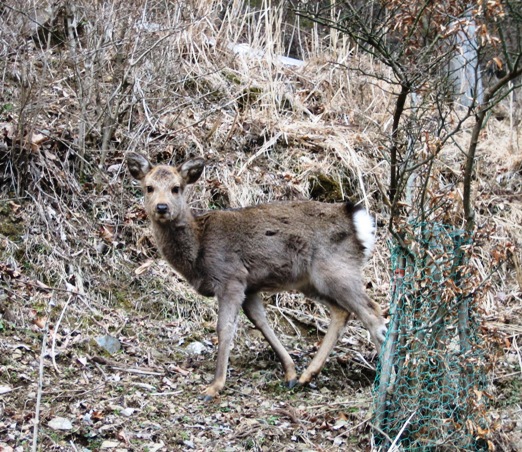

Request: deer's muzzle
left=156, top=204, right=169, bottom=214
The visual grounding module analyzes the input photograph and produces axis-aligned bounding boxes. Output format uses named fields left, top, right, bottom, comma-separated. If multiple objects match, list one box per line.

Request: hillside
left=0, top=1, right=521, bottom=450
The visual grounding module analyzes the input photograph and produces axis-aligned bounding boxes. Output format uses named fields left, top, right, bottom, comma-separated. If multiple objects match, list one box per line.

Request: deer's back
left=194, top=201, right=365, bottom=295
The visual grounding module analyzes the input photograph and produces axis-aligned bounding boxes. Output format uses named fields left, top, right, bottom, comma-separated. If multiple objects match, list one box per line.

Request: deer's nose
left=156, top=204, right=169, bottom=214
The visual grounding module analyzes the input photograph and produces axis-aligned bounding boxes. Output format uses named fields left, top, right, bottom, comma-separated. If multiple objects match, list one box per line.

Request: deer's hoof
left=298, top=375, right=312, bottom=386
left=199, top=394, right=215, bottom=402
left=286, top=379, right=298, bottom=389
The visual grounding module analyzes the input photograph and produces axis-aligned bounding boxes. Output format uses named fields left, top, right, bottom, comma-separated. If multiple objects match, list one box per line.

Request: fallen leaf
left=145, top=441, right=165, bottom=452
left=171, top=365, right=190, bottom=376
left=338, top=412, right=348, bottom=421
left=100, top=225, right=115, bottom=242
left=44, top=150, right=57, bottom=161
left=29, top=133, right=49, bottom=152
left=107, top=163, right=123, bottom=173
left=117, top=428, right=130, bottom=444
left=91, top=411, right=104, bottom=421
left=333, top=419, right=348, bottom=430
left=135, top=260, right=154, bottom=275
left=0, top=122, right=15, bottom=140
left=8, top=201, right=21, bottom=213
left=33, top=317, right=47, bottom=329
left=35, top=280, right=51, bottom=290
left=31, top=133, right=48, bottom=145
left=77, top=356, right=88, bottom=366
left=100, top=440, right=121, bottom=449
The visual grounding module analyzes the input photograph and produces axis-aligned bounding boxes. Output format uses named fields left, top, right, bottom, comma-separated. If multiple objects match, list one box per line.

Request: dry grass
left=0, top=0, right=521, bottom=450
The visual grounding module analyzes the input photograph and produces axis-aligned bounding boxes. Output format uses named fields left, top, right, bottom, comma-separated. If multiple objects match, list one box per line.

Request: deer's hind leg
left=243, top=293, right=297, bottom=387
left=315, top=267, right=387, bottom=354
left=298, top=302, right=350, bottom=385
left=297, top=266, right=387, bottom=386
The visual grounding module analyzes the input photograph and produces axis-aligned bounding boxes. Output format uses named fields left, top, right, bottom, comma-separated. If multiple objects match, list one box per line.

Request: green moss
left=308, top=173, right=343, bottom=202
left=111, top=288, right=134, bottom=308
left=0, top=203, right=24, bottom=240
left=237, top=86, right=263, bottom=110
left=182, top=76, right=225, bottom=103
left=97, top=276, right=140, bottom=310
left=222, top=69, right=242, bottom=85
left=1, top=103, right=14, bottom=113
left=0, top=221, right=21, bottom=238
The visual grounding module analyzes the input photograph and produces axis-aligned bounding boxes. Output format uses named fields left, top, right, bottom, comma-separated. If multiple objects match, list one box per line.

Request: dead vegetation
left=0, top=1, right=521, bottom=450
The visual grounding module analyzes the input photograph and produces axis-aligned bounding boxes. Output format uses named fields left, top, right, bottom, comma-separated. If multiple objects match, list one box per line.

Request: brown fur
left=126, top=152, right=387, bottom=399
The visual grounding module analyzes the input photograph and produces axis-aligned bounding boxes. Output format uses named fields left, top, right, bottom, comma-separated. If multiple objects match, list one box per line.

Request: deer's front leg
left=202, top=285, right=244, bottom=401
left=242, top=293, right=297, bottom=387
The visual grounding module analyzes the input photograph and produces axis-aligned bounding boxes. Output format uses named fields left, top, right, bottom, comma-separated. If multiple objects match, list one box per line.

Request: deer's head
left=127, top=152, right=204, bottom=224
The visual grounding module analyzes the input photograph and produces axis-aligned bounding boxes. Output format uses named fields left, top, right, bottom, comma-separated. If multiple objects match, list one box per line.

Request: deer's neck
left=151, top=212, right=202, bottom=287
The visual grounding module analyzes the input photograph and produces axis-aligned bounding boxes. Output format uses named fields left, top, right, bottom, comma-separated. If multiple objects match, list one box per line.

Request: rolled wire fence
left=373, top=222, right=490, bottom=451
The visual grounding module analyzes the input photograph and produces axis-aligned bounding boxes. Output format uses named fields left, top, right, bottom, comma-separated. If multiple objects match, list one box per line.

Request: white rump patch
left=353, top=209, right=376, bottom=260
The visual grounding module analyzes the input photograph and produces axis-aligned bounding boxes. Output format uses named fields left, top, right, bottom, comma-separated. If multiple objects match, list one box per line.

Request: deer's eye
left=171, top=186, right=180, bottom=194
left=146, top=186, right=154, bottom=193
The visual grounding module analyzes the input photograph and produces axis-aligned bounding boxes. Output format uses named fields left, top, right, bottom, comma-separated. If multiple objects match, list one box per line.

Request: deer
left=126, top=152, right=387, bottom=400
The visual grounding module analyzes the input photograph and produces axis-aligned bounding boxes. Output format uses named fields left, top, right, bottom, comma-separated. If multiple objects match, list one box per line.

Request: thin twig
left=343, top=417, right=370, bottom=435
left=32, top=322, right=49, bottom=452
left=370, top=422, right=394, bottom=445
left=92, top=356, right=165, bottom=375
left=150, top=390, right=183, bottom=396
left=51, top=295, right=74, bottom=373
left=94, top=362, right=110, bottom=381
left=110, top=367, right=164, bottom=376
left=237, top=131, right=284, bottom=176
left=306, top=398, right=372, bottom=410
left=389, top=410, right=417, bottom=451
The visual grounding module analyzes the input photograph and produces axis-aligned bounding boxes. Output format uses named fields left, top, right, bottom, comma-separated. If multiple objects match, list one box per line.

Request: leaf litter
left=0, top=0, right=521, bottom=450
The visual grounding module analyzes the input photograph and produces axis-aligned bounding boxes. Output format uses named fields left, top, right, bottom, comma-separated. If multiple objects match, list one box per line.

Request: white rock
left=120, top=408, right=135, bottom=417
left=186, top=341, right=206, bottom=355
left=48, top=417, right=73, bottom=430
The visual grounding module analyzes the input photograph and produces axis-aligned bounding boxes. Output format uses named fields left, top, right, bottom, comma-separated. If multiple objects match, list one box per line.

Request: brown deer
left=126, top=152, right=387, bottom=400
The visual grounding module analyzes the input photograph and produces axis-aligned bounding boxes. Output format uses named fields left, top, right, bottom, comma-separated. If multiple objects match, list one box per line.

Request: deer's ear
left=179, top=158, right=205, bottom=185
left=127, top=153, right=152, bottom=180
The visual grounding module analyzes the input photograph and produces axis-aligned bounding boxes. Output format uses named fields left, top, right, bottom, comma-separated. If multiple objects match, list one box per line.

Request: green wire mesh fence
left=373, top=222, right=490, bottom=451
